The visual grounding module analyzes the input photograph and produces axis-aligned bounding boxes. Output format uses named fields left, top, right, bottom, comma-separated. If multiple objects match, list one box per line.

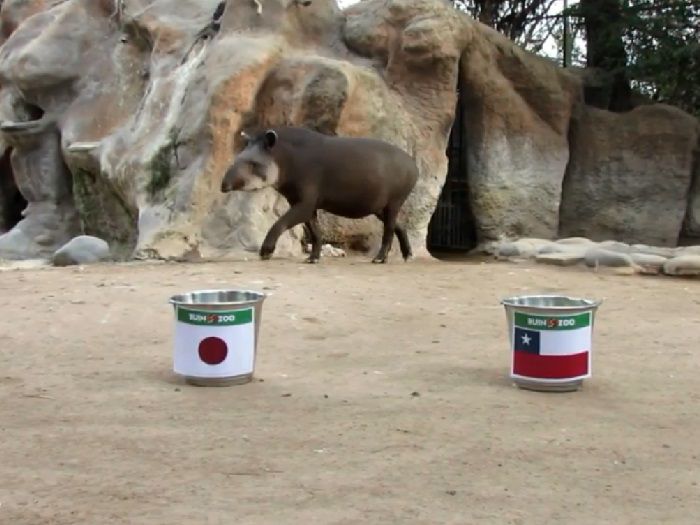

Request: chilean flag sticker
left=511, top=311, right=592, bottom=382
left=173, top=306, right=256, bottom=379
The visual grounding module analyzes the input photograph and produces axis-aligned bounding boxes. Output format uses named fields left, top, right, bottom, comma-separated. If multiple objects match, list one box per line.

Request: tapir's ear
left=239, top=130, right=251, bottom=144
left=263, top=130, right=278, bottom=150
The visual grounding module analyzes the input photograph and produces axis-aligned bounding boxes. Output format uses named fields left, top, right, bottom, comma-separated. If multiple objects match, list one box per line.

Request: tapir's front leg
left=305, top=210, right=322, bottom=264
left=260, top=202, right=315, bottom=260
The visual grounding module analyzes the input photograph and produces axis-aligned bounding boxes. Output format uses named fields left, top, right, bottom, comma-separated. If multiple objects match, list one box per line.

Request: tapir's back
left=275, top=126, right=419, bottom=185
left=271, top=126, right=418, bottom=217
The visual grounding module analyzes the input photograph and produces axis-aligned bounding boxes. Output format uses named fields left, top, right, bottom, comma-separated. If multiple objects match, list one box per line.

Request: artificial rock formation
left=459, top=25, right=580, bottom=242
left=0, top=0, right=466, bottom=260
left=560, top=104, right=699, bottom=247
left=0, top=0, right=697, bottom=262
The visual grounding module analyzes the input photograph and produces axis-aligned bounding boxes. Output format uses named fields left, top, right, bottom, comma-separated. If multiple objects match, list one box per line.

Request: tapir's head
left=221, top=129, right=280, bottom=193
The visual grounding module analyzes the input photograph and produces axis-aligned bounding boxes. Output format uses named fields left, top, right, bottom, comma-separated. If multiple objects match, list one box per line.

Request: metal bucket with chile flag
left=501, top=295, right=602, bottom=392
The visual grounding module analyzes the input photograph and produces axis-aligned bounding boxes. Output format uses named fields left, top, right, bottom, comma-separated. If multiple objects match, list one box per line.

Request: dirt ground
left=0, top=256, right=698, bottom=524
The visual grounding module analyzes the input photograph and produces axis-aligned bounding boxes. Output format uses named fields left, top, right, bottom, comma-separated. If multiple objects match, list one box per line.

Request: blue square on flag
left=514, top=327, right=540, bottom=354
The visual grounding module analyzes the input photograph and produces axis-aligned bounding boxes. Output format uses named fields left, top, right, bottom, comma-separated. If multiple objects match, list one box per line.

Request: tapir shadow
left=454, top=366, right=514, bottom=388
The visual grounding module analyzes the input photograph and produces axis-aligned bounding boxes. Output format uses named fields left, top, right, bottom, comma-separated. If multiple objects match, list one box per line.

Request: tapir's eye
left=249, top=162, right=266, bottom=178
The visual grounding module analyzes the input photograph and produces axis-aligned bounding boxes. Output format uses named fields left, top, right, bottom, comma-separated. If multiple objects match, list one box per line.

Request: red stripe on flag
left=513, top=351, right=589, bottom=379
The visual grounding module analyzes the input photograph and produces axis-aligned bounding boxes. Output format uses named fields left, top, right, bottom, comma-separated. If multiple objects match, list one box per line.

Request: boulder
left=52, top=235, right=111, bottom=266
left=560, top=105, right=698, bottom=247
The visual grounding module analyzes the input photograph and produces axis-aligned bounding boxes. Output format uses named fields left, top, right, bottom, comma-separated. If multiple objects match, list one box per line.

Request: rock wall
left=0, top=0, right=697, bottom=262
left=459, top=25, right=581, bottom=243
left=560, top=104, right=699, bottom=247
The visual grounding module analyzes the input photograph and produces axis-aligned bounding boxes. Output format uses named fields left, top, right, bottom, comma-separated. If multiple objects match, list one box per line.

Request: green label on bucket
left=514, top=312, right=590, bottom=331
left=177, top=307, right=253, bottom=326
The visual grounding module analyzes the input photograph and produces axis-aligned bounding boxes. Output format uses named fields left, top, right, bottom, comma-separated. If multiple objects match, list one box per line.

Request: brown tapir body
left=221, top=126, right=419, bottom=264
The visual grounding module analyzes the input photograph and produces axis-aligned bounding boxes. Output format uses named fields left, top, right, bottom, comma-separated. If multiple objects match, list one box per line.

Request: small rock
left=630, top=253, right=667, bottom=272
left=494, top=242, right=520, bottom=258
left=612, top=266, right=641, bottom=276
left=630, top=244, right=676, bottom=258
left=411, top=391, right=421, bottom=397
left=535, top=252, right=584, bottom=266
left=678, top=245, right=700, bottom=256
left=537, top=243, right=589, bottom=256
left=598, top=240, right=631, bottom=253
left=52, top=236, right=111, bottom=267
left=556, top=237, right=595, bottom=245
left=281, top=393, right=293, bottom=398
left=517, top=238, right=553, bottom=249
left=663, top=255, right=700, bottom=277
left=321, top=244, right=346, bottom=257
left=584, top=247, right=635, bottom=268
left=495, top=239, right=542, bottom=259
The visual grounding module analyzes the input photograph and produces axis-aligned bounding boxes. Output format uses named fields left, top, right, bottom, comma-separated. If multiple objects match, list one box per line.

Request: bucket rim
left=500, top=293, right=602, bottom=310
left=169, top=288, right=267, bottom=307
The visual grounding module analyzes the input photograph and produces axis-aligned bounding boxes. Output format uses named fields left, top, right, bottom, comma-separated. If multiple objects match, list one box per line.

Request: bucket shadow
left=458, top=366, right=514, bottom=388
left=413, top=363, right=513, bottom=389
left=146, top=368, right=186, bottom=386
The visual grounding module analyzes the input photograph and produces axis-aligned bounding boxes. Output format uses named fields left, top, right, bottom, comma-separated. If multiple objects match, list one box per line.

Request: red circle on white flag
left=198, top=337, right=228, bottom=365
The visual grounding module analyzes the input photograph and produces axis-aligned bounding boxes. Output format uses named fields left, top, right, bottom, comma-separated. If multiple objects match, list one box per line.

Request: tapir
left=220, top=126, right=419, bottom=264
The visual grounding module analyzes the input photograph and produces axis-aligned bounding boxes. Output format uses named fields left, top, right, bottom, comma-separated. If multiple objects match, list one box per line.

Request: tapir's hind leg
left=372, top=206, right=398, bottom=264
left=394, top=223, right=412, bottom=261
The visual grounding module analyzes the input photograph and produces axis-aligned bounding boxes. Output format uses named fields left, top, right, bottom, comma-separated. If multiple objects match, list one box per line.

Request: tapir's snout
left=221, top=169, right=242, bottom=193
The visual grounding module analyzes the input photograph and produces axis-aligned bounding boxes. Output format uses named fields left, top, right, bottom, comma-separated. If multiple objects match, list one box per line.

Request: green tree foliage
left=451, top=0, right=700, bottom=116
left=623, top=0, right=699, bottom=116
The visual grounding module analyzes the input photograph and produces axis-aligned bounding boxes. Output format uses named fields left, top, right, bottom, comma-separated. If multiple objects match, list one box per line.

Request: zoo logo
left=188, top=313, right=237, bottom=325
left=548, top=318, right=576, bottom=328
left=526, top=316, right=578, bottom=329
left=178, top=307, right=253, bottom=326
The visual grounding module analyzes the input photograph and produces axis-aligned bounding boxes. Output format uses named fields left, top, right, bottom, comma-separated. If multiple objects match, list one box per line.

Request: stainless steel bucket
left=501, top=295, right=602, bottom=392
left=169, top=289, right=267, bottom=387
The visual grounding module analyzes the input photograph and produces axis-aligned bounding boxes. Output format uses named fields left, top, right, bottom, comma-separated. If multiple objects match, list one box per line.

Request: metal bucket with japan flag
left=169, top=289, right=267, bottom=387
left=501, top=295, right=602, bottom=392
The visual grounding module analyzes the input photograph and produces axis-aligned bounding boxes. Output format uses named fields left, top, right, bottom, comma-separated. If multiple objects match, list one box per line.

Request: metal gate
left=427, top=77, right=477, bottom=252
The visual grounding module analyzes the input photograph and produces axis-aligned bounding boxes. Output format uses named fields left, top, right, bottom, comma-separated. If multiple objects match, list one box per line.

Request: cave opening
left=427, top=74, right=477, bottom=259
left=23, top=102, right=45, bottom=121
left=0, top=148, right=27, bottom=232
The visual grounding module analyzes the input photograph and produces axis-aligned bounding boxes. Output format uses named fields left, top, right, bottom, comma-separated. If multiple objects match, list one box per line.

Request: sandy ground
left=0, top=256, right=698, bottom=524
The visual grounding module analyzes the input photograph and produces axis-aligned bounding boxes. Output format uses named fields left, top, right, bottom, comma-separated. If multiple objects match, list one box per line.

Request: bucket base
left=182, top=373, right=253, bottom=387
left=513, top=378, right=583, bottom=393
